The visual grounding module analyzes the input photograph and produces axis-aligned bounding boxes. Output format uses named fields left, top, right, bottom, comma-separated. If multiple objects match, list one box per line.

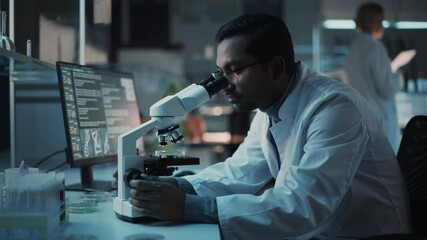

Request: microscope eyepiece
left=151, top=73, right=228, bottom=147
left=198, top=74, right=229, bottom=97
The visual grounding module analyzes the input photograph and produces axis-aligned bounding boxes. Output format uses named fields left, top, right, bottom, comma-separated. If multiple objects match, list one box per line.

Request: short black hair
left=215, top=13, right=297, bottom=77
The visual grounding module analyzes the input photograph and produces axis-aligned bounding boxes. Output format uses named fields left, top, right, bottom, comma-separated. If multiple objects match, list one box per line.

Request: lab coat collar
left=261, top=66, right=298, bottom=123
left=277, top=61, right=309, bottom=121
left=262, top=62, right=307, bottom=176
left=267, top=118, right=294, bottom=177
left=265, top=61, right=320, bottom=178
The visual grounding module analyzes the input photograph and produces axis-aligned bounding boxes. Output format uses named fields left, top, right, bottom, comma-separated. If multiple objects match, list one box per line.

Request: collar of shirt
left=261, top=72, right=297, bottom=125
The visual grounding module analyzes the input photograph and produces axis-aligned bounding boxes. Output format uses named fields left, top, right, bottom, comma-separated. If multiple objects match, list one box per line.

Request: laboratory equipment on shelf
left=0, top=11, right=14, bottom=51
left=114, top=73, right=229, bottom=222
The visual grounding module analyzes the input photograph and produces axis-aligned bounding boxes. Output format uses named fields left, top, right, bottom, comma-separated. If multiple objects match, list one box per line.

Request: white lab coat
left=344, top=32, right=401, bottom=152
left=184, top=62, right=411, bottom=240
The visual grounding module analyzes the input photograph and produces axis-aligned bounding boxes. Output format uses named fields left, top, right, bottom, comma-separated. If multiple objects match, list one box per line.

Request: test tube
left=0, top=172, right=4, bottom=210
left=26, top=39, right=32, bottom=57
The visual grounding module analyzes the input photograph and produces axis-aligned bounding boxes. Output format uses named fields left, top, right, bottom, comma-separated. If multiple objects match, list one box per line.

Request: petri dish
left=68, top=201, right=98, bottom=214
left=81, top=191, right=110, bottom=203
left=124, top=233, right=165, bottom=240
left=58, top=234, right=98, bottom=240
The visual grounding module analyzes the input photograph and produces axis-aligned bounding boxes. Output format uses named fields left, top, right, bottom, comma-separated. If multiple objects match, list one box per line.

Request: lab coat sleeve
left=183, top=111, right=273, bottom=196
left=369, top=43, right=400, bottom=98
left=216, top=95, right=370, bottom=240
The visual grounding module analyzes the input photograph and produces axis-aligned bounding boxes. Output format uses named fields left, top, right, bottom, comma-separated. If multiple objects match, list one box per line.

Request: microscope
left=113, top=73, right=228, bottom=222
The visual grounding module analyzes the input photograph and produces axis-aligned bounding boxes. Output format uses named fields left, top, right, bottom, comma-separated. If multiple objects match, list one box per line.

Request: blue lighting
left=323, top=20, right=356, bottom=29
left=395, top=21, right=427, bottom=29
left=382, top=21, right=391, bottom=28
left=322, top=20, right=421, bottom=30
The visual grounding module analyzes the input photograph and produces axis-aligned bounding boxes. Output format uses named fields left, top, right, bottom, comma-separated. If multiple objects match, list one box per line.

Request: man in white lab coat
left=128, top=13, right=411, bottom=239
left=344, top=2, right=402, bottom=152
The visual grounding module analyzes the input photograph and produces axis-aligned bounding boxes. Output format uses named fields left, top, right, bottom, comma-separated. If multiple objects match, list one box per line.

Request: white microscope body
left=114, top=74, right=228, bottom=222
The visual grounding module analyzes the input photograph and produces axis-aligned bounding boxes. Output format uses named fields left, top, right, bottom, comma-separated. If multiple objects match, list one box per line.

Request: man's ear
left=269, top=56, right=286, bottom=81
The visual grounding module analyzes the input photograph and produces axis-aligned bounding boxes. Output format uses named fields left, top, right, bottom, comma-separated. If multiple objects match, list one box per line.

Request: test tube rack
left=0, top=172, right=68, bottom=240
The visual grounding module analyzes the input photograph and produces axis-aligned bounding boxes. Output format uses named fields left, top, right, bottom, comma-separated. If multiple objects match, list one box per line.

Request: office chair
left=362, top=115, right=427, bottom=240
left=397, top=115, right=427, bottom=236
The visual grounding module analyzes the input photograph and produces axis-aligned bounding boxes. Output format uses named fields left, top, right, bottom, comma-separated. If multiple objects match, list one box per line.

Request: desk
left=62, top=191, right=221, bottom=240
left=60, top=166, right=221, bottom=240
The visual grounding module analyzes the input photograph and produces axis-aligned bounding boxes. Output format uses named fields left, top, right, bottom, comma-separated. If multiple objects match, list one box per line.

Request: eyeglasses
left=212, top=61, right=261, bottom=82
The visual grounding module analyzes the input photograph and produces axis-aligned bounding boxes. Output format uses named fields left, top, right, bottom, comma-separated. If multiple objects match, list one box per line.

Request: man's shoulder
left=298, top=68, right=348, bottom=95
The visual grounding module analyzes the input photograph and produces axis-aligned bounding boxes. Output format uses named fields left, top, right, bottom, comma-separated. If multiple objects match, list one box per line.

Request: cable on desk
left=45, top=161, right=68, bottom=173
left=34, top=149, right=65, bottom=168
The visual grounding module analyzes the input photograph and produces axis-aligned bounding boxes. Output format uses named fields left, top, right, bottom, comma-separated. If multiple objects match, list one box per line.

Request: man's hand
left=128, top=174, right=185, bottom=222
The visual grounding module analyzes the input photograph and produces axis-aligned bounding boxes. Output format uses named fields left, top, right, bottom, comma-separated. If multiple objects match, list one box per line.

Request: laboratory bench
left=0, top=151, right=221, bottom=240
left=64, top=163, right=221, bottom=240
left=63, top=190, right=220, bottom=240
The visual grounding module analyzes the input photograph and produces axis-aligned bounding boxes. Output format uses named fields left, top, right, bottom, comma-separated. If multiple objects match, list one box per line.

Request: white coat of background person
left=344, top=2, right=402, bottom=152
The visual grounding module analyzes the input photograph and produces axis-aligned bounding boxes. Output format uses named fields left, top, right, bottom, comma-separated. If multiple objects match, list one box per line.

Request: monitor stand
left=66, top=165, right=115, bottom=192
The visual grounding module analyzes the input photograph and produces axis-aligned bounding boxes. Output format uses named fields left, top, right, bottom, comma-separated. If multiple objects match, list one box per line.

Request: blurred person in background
left=344, top=2, right=402, bottom=152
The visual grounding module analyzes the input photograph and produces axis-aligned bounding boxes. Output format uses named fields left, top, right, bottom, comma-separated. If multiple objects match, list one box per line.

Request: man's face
left=216, top=36, right=275, bottom=111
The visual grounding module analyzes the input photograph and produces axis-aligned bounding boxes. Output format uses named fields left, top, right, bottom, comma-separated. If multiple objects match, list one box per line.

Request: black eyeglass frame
left=212, top=61, right=263, bottom=82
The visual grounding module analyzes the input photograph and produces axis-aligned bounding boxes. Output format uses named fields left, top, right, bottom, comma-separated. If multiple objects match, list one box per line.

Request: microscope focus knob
left=124, top=168, right=143, bottom=188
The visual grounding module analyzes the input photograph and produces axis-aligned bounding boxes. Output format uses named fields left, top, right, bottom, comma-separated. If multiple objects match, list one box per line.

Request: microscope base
left=115, top=212, right=157, bottom=223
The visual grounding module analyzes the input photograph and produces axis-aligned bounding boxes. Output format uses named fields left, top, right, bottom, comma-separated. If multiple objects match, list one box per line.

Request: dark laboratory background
left=1, top=0, right=426, bottom=168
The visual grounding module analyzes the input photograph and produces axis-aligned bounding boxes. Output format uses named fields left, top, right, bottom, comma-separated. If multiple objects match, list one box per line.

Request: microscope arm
left=114, top=74, right=228, bottom=221
left=117, top=118, right=157, bottom=200
left=150, top=83, right=210, bottom=130
left=116, top=84, right=211, bottom=204
left=150, top=73, right=229, bottom=130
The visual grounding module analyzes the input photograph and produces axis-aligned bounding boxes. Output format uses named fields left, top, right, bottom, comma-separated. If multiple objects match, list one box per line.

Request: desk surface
left=62, top=191, right=220, bottom=240
left=61, top=164, right=221, bottom=240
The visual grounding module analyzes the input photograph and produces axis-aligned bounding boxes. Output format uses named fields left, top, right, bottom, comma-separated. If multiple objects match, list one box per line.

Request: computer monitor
left=56, top=61, right=142, bottom=191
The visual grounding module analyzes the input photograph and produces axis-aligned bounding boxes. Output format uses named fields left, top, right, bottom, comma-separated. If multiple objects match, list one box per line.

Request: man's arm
left=128, top=174, right=219, bottom=223
left=176, top=177, right=219, bottom=223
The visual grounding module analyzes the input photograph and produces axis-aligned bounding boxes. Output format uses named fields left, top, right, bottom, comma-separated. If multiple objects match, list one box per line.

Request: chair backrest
left=397, top=115, right=427, bottom=235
